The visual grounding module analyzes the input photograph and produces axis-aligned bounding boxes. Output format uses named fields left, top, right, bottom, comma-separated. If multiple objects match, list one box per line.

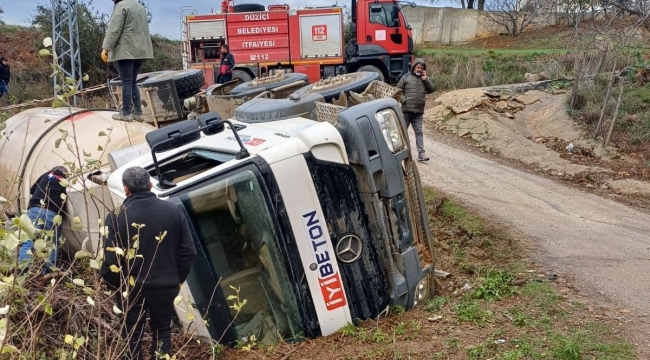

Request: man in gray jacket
left=102, top=0, right=154, bottom=122
left=396, top=58, right=436, bottom=162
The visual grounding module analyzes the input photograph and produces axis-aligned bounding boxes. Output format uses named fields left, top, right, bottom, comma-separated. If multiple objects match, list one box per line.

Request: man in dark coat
left=18, top=166, right=68, bottom=273
left=0, top=57, right=10, bottom=98
left=218, top=44, right=235, bottom=84
left=396, top=58, right=436, bottom=162
left=100, top=166, right=197, bottom=360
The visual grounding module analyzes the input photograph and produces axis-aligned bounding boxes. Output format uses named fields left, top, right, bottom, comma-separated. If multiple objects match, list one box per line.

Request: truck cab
left=106, top=97, right=434, bottom=345
left=345, top=0, right=416, bottom=83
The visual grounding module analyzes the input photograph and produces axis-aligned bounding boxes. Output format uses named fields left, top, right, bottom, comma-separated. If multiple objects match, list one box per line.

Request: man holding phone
left=396, top=58, right=436, bottom=162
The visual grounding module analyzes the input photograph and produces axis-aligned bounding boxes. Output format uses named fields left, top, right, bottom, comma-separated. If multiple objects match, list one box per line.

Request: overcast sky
left=2, top=0, right=460, bottom=39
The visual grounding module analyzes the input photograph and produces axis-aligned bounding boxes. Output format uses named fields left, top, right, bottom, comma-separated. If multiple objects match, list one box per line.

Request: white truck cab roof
left=107, top=116, right=348, bottom=200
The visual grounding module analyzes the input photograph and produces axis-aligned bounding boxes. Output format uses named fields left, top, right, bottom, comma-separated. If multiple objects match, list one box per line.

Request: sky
left=1, top=0, right=459, bottom=39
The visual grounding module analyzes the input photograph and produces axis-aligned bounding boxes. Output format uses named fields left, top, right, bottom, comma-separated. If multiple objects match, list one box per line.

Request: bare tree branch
left=482, top=0, right=549, bottom=36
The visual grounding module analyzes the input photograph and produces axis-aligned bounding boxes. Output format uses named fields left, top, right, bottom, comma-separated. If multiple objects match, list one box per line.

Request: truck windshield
left=179, top=168, right=303, bottom=344
left=369, top=4, right=400, bottom=28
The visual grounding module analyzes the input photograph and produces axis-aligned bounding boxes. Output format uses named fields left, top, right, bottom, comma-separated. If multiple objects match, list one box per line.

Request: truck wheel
left=357, top=65, right=385, bottom=83
left=142, top=69, right=205, bottom=99
left=230, top=73, right=309, bottom=95
left=108, top=71, right=173, bottom=86
left=233, top=3, right=266, bottom=12
left=291, top=71, right=381, bottom=103
left=232, top=69, right=253, bottom=84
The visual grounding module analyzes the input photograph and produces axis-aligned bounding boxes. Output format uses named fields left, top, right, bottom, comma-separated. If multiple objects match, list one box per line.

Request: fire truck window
left=179, top=169, right=302, bottom=344
left=369, top=4, right=399, bottom=28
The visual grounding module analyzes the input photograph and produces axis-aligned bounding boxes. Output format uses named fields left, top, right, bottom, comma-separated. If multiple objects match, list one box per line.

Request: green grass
left=441, top=200, right=485, bottom=237
left=473, top=269, right=518, bottom=301
left=418, top=48, right=566, bottom=56
left=455, top=298, right=493, bottom=326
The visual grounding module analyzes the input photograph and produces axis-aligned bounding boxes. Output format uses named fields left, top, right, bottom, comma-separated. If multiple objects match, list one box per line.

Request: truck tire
left=291, top=71, right=381, bottom=103
left=357, top=65, right=385, bottom=83
left=232, top=69, right=253, bottom=83
left=230, top=73, right=309, bottom=95
left=233, top=3, right=266, bottom=12
left=233, top=93, right=326, bottom=123
left=142, top=69, right=205, bottom=99
left=108, top=71, right=173, bottom=86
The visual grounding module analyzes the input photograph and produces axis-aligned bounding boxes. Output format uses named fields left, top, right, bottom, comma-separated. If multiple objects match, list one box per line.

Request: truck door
left=361, top=3, right=409, bottom=55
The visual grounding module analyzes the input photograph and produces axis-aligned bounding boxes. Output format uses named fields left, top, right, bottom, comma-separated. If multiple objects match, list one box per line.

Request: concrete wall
left=403, top=6, right=556, bottom=45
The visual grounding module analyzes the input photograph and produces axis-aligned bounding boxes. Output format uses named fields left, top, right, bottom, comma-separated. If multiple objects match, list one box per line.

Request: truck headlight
left=375, top=109, right=405, bottom=153
left=413, top=276, right=430, bottom=307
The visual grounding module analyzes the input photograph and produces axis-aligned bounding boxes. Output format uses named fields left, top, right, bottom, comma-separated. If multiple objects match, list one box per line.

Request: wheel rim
left=310, top=73, right=365, bottom=91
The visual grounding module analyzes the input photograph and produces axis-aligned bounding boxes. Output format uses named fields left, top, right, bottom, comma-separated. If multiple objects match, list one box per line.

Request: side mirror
left=409, top=2, right=416, bottom=7
left=198, top=112, right=226, bottom=135
left=145, top=119, right=200, bottom=153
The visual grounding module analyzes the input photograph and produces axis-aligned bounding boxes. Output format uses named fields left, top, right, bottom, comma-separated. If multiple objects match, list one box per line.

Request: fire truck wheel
left=141, top=69, right=206, bottom=99
left=232, top=69, right=253, bottom=84
left=291, top=71, right=381, bottom=103
left=357, top=65, right=385, bottom=83
left=230, top=73, right=309, bottom=95
left=233, top=3, right=266, bottom=12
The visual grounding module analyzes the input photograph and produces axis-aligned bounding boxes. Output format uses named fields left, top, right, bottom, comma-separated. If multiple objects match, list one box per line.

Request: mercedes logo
left=336, top=235, right=363, bottom=263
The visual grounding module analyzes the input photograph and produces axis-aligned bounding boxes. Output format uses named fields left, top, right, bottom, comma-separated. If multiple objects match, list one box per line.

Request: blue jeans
left=0, top=80, right=8, bottom=98
left=218, top=73, right=232, bottom=84
left=117, top=59, right=143, bottom=116
left=18, top=207, right=61, bottom=272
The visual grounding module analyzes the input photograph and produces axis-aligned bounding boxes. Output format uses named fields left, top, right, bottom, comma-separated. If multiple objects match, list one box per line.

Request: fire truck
left=181, top=0, right=416, bottom=86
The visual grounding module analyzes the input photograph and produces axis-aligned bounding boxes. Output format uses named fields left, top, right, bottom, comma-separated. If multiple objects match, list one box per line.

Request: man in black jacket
left=18, top=166, right=68, bottom=272
left=217, top=44, right=235, bottom=84
left=396, top=58, right=436, bottom=162
left=100, top=166, right=197, bottom=360
left=0, top=57, right=10, bottom=98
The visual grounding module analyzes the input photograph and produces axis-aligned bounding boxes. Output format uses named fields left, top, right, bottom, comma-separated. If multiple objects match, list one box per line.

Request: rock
left=507, top=100, right=526, bottom=110
left=559, top=287, right=570, bottom=294
left=427, top=315, right=443, bottom=322
left=495, top=101, right=508, bottom=110
left=512, top=278, right=528, bottom=286
left=458, top=129, right=470, bottom=138
left=525, top=73, right=542, bottom=82
left=606, top=178, right=650, bottom=196
left=524, top=72, right=550, bottom=82
left=620, top=309, right=631, bottom=314
left=504, top=112, right=515, bottom=119
left=451, top=96, right=488, bottom=114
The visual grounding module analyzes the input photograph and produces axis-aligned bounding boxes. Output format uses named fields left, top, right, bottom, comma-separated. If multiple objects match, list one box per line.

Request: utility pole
left=52, top=0, right=83, bottom=106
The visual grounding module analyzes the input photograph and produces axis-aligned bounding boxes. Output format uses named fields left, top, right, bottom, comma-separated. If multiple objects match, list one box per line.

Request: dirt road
left=413, top=132, right=650, bottom=355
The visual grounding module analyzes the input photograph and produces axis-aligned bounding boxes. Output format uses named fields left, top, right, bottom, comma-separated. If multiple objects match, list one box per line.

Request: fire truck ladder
left=180, top=6, right=198, bottom=70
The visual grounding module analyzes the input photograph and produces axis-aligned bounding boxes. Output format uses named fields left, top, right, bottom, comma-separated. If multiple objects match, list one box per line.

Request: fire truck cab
left=182, top=0, right=415, bottom=87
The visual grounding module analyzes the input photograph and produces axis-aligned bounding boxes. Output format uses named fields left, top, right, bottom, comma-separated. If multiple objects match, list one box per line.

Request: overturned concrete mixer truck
left=0, top=72, right=435, bottom=346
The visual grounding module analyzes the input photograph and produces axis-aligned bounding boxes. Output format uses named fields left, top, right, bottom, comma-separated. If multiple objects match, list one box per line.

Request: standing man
left=100, top=166, right=196, bottom=360
left=396, top=58, right=436, bottom=162
left=0, top=57, right=10, bottom=98
left=18, top=166, right=68, bottom=273
left=102, top=0, right=154, bottom=122
left=218, top=44, right=235, bottom=84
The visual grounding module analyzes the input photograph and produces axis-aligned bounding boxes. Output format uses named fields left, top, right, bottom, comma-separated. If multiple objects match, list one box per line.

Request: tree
left=482, top=0, right=547, bottom=36
left=137, top=0, right=153, bottom=24
left=0, top=5, right=5, bottom=26
left=427, top=0, right=486, bottom=10
left=599, top=0, right=650, bottom=29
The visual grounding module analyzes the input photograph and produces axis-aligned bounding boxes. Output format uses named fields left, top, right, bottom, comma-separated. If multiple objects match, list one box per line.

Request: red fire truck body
left=184, top=7, right=346, bottom=86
